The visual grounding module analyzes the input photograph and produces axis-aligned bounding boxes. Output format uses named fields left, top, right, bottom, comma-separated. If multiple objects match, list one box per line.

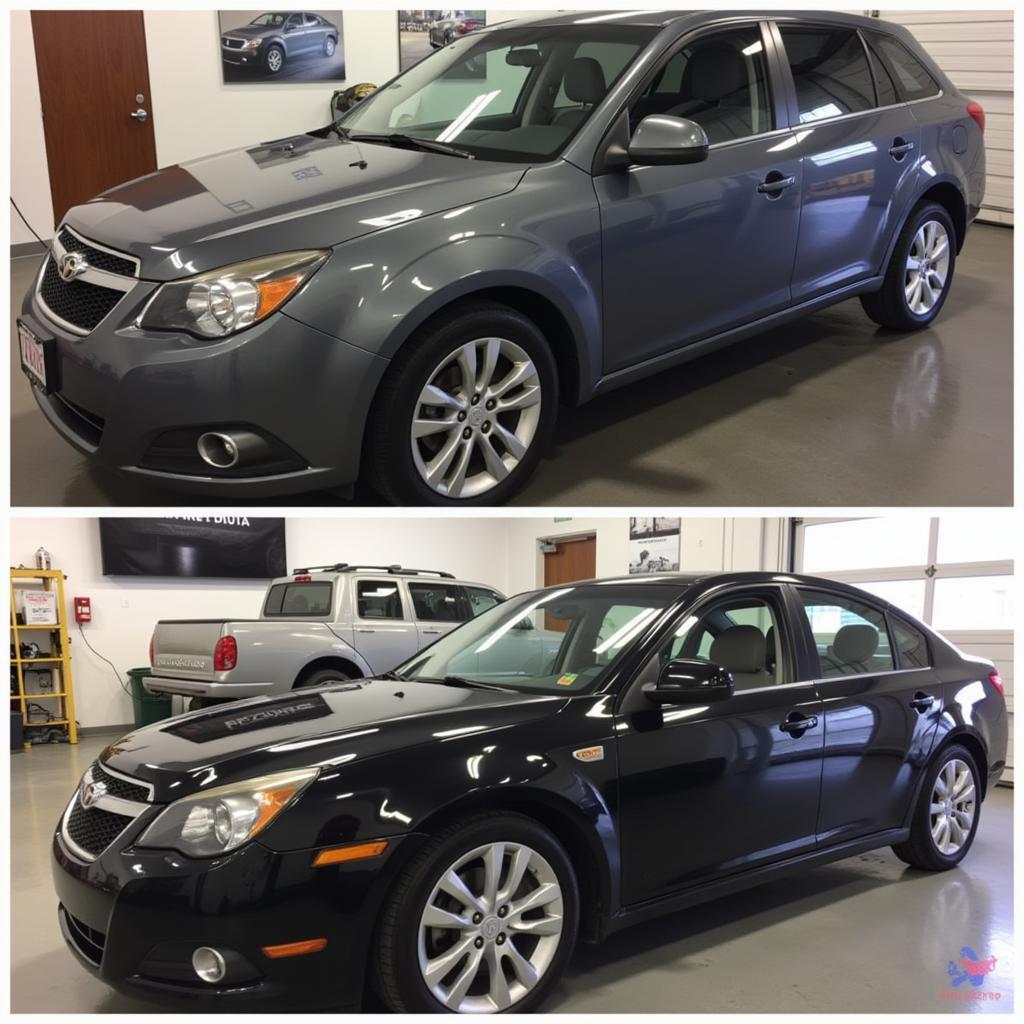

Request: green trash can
left=127, top=667, right=172, bottom=727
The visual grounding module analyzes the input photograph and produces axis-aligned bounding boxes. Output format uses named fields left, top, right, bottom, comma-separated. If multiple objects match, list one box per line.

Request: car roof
left=491, top=9, right=887, bottom=32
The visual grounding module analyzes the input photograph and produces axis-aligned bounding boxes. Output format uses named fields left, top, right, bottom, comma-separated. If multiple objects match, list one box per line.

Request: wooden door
left=543, top=536, right=597, bottom=632
left=31, top=11, right=158, bottom=225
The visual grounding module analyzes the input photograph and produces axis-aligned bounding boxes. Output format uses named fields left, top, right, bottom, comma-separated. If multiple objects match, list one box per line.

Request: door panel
left=352, top=578, right=418, bottom=673
left=617, top=682, right=824, bottom=904
left=31, top=10, right=158, bottom=224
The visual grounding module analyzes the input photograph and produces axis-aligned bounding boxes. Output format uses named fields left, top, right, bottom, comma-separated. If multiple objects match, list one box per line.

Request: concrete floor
left=11, top=733, right=1015, bottom=1013
left=11, top=224, right=1013, bottom=507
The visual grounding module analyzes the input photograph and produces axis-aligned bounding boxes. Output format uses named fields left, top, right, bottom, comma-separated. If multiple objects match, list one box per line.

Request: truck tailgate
left=151, top=619, right=246, bottom=679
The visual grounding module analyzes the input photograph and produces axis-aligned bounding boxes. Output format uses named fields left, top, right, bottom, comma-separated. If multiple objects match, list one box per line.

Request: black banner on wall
left=99, top=518, right=286, bottom=579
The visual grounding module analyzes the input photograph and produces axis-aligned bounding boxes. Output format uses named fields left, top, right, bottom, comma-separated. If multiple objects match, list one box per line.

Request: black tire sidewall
left=381, top=815, right=579, bottom=1013
left=895, top=203, right=957, bottom=327
left=369, top=306, right=558, bottom=506
left=917, top=744, right=981, bottom=867
left=295, top=667, right=354, bottom=689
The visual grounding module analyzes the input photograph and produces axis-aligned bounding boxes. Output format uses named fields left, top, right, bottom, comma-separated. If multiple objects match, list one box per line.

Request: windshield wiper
left=346, top=132, right=474, bottom=160
left=378, top=670, right=407, bottom=681
left=436, top=675, right=515, bottom=693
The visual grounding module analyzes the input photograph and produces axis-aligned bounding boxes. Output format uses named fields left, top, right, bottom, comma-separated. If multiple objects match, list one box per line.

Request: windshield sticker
left=556, top=673, right=578, bottom=687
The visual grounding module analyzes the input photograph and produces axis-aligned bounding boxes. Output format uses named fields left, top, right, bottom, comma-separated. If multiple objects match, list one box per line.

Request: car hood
left=223, top=25, right=274, bottom=40
left=100, top=678, right=566, bottom=802
left=63, top=134, right=527, bottom=280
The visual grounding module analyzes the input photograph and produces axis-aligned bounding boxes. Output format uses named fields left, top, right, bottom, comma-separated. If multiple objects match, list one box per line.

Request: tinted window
left=466, top=586, right=502, bottom=617
left=798, top=589, right=896, bottom=677
left=892, top=617, right=931, bottom=669
left=554, top=40, right=641, bottom=110
left=864, top=39, right=899, bottom=107
left=779, top=27, right=876, bottom=122
left=356, top=580, right=404, bottom=620
left=866, top=31, right=940, bottom=102
left=632, top=27, right=773, bottom=144
left=663, top=594, right=788, bottom=690
left=263, top=581, right=333, bottom=617
left=409, top=582, right=466, bottom=622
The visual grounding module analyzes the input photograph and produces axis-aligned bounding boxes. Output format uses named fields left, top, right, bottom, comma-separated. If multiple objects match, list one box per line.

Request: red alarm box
left=74, top=597, right=92, bottom=624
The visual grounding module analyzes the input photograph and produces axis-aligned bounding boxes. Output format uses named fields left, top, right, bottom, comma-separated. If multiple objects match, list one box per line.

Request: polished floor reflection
left=10, top=224, right=1013, bottom=507
left=11, top=734, right=1014, bottom=1012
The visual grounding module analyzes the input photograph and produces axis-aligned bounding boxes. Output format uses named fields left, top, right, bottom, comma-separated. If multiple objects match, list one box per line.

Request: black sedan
left=52, top=572, right=1007, bottom=1012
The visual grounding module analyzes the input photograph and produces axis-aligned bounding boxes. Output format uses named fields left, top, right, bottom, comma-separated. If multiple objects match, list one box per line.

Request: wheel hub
left=480, top=916, right=501, bottom=941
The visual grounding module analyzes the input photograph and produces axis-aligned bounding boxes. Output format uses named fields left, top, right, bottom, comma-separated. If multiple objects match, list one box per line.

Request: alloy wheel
left=929, top=758, right=976, bottom=855
left=325, top=38, right=335, bottom=56
left=905, top=220, right=951, bottom=315
left=410, top=337, right=542, bottom=499
left=267, top=49, right=283, bottom=72
left=417, top=841, right=564, bottom=1012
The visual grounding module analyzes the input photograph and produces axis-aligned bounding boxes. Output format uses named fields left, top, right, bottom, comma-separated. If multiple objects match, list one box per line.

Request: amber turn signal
left=262, top=938, right=328, bottom=959
left=312, top=839, right=389, bottom=867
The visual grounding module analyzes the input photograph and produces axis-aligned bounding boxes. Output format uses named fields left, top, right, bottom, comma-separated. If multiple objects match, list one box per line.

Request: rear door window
left=409, top=582, right=467, bottom=622
left=797, top=589, right=896, bottom=677
left=865, top=31, right=941, bottom=102
left=264, top=581, right=333, bottom=617
left=356, top=580, right=405, bottom=620
left=778, top=26, right=877, bottom=122
left=465, top=586, right=503, bottom=617
left=892, top=616, right=931, bottom=669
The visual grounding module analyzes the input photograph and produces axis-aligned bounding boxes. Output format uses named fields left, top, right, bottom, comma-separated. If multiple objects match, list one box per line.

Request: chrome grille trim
left=59, top=763, right=152, bottom=863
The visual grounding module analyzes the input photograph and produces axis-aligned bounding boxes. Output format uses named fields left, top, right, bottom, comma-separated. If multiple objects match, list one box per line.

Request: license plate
left=19, top=320, right=50, bottom=390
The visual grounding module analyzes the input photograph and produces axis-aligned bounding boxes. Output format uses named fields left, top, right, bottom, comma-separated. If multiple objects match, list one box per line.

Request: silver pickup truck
left=145, top=564, right=505, bottom=707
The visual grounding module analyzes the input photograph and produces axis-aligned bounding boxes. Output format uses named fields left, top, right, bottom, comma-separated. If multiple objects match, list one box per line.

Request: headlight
left=137, top=767, right=317, bottom=857
left=241, top=38, right=262, bottom=49
left=138, top=250, right=328, bottom=339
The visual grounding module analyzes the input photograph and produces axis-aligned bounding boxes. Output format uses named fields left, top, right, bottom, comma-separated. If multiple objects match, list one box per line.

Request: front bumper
left=143, top=676, right=277, bottom=700
left=222, top=46, right=260, bottom=65
left=51, top=822, right=415, bottom=1009
left=21, top=279, right=390, bottom=497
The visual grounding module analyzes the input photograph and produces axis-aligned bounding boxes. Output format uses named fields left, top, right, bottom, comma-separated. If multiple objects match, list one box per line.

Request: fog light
left=192, top=946, right=227, bottom=983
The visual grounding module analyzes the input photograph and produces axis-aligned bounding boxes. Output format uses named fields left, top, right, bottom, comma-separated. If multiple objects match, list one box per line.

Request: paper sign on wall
left=22, top=590, right=57, bottom=625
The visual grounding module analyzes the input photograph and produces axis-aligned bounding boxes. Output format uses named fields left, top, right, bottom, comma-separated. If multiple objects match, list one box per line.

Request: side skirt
left=590, top=275, right=885, bottom=400
left=605, top=827, right=910, bottom=937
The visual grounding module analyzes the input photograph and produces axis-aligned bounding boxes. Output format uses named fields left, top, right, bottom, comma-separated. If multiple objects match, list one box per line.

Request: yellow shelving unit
left=10, top=568, right=78, bottom=746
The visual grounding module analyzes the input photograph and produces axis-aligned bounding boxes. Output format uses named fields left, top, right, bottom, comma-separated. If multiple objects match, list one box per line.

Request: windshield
left=395, top=583, right=680, bottom=694
left=339, top=23, right=656, bottom=163
left=250, top=13, right=287, bottom=27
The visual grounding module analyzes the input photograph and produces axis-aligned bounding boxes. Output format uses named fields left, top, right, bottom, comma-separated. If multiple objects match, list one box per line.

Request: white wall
left=9, top=516, right=509, bottom=730
left=10, top=10, right=55, bottom=246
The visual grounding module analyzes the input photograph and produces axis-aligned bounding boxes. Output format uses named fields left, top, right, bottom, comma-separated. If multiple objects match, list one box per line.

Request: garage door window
left=798, top=590, right=895, bottom=677
left=263, top=581, right=333, bottom=617
left=357, top=581, right=404, bottom=620
left=779, top=26, right=877, bottom=122
left=865, top=31, right=940, bottom=102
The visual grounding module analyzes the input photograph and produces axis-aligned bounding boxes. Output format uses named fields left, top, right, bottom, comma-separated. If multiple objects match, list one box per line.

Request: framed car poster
left=398, top=10, right=486, bottom=72
left=628, top=517, right=681, bottom=574
left=218, top=11, right=346, bottom=83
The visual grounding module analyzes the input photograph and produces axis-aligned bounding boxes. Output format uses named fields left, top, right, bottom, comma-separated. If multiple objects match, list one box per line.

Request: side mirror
left=628, top=115, right=710, bottom=167
left=643, top=658, right=733, bottom=706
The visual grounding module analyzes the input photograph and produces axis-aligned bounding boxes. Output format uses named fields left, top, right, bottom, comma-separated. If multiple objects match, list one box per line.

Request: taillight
left=294, top=574, right=311, bottom=583
left=988, top=671, right=1005, bottom=697
left=967, top=101, right=986, bottom=134
left=456, top=22, right=468, bottom=33
left=149, top=634, right=154, bottom=667
left=214, top=635, right=238, bottom=672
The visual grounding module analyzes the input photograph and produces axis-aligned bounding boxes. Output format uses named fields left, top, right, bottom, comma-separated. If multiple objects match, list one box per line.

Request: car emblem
left=58, top=251, right=89, bottom=282
left=80, top=780, right=107, bottom=808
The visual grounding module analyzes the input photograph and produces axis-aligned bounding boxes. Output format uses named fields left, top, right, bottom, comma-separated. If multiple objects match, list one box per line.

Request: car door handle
left=889, top=139, right=916, bottom=159
left=909, top=692, right=935, bottom=711
left=757, top=173, right=797, bottom=196
left=356, top=628, right=376, bottom=634
left=422, top=629, right=442, bottom=635
left=779, top=712, right=818, bottom=735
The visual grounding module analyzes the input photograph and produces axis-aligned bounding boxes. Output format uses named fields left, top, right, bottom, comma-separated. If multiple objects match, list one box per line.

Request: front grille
left=92, top=761, right=150, bottom=803
left=222, top=36, right=245, bottom=48
left=60, top=906, right=106, bottom=967
left=65, top=797, right=135, bottom=858
left=58, top=228, right=136, bottom=277
left=39, top=257, right=125, bottom=332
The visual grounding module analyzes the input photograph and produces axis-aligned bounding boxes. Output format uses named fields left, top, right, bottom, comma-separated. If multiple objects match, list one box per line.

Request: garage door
left=794, top=516, right=1014, bottom=783
left=881, top=10, right=1013, bottom=225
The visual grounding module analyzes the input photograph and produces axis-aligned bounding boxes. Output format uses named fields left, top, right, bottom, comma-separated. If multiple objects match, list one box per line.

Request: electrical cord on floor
left=76, top=623, right=134, bottom=698
left=10, top=197, right=51, bottom=251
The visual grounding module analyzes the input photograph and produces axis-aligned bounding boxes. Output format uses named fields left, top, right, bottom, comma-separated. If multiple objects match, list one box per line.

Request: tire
left=188, top=696, right=226, bottom=712
left=293, top=666, right=358, bottom=689
left=372, top=811, right=579, bottom=1013
left=860, top=201, right=957, bottom=330
left=324, top=36, right=336, bottom=57
left=264, top=44, right=285, bottom=74
left=892, top=743, right=981, bottom=870
left=365, top=302, right=559, bottom=506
